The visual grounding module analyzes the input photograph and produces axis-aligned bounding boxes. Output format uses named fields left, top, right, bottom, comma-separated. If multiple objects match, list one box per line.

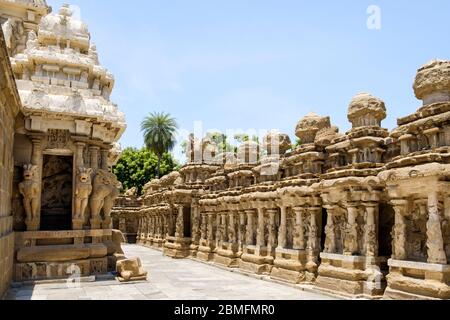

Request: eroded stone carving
left=73, top=167, right=93, bottom=229
left=116, top=257, right=148, bottom=282
left=19, top=164, right=40, bottom=231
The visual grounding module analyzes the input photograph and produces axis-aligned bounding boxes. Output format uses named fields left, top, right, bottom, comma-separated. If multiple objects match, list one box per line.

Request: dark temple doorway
left=183, top=206, right=192, bottom=238
left=40, top=155, right=73, bottom=231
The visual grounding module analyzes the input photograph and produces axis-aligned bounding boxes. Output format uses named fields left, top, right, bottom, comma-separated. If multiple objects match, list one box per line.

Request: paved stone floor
left=5, top=245, right=336, bottom=300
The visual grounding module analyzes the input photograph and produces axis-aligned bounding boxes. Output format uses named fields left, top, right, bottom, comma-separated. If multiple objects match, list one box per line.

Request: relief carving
left=74, top=167, right=93, bottom=221
left=19, top=164, right=40, bottom=228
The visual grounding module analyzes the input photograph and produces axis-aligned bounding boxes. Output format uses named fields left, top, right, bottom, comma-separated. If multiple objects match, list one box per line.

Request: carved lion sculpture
left=124, top=187, right=138, bottom=197
left=18, top=164, right=40, bottom=222
left=74, top=167, right=93, bottom=220
left=116, top=257, right=148, bottom=282
left=90, top=170, right=121, bottom=220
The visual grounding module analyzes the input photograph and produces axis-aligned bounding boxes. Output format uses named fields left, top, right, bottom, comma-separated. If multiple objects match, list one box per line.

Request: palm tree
left=141, top=112, right=178, bottom=178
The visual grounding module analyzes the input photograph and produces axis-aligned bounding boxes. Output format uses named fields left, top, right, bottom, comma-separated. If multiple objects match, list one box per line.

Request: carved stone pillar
left=100, top=148, right=109, bottom=170
left=191, top=205, right=200, bottom=244
left=399, top=134, right=413, bottom=155
left=207, top=213, right=214, bottom=242
left=75, top=142, right=86, bottom=167
left=267, top=209, right=278, bottom=251
left=426, top=192, right=447, bottom=264
left=228, top=212, right=237, bottom=244
left=26, top=138, right=42, bottom=231
left=238, top=211, right=246, bottom=249
left=324, top=206, right=337, bottom=254
left=293, top=207, right=305, bottom=250
left=215, top=214, right=222, bottom=245
left=89, top=146, right=100, bottom=171
left=245, top=209, right=256, bottom=245
left=344, top=204, right=360, bottom=255
left=256, top=207, right=265, bottom=247
left=364, top=203, right=379, bottom=257
left=175, top=206, right=184, bottom=238
left=277, top=206, right=288, bottom=249
left=201, top=213, right=207, bottom=240
left=424, top=128, right=440, bottom=149
left=307, top=207, right=322, bottom=259
left=222, top=212, right=228, bottom=243
left=391, top=200, right=408, bottom=260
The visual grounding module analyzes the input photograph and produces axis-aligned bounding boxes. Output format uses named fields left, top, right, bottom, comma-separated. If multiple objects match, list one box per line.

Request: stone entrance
left=40, top=155, right=73, bottom=231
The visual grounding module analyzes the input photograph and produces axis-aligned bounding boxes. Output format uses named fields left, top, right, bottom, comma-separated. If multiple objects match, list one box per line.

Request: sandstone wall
left=0, top=28, right=21, bottom=298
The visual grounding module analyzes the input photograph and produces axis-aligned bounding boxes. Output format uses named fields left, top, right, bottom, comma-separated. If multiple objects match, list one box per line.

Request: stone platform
left=5, top=245, right=337, bottom=300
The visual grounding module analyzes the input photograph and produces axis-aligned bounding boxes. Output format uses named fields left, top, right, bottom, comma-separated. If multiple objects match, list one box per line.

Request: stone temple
left=0, top=0, right=129, bottom=297
left=0, top=1, right=449, bottom=302
left=113, top=60, right=450, bottom=300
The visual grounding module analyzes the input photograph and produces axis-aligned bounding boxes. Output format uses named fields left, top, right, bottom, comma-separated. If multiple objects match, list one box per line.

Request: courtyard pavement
left=5, top=244, right=337, bottom=300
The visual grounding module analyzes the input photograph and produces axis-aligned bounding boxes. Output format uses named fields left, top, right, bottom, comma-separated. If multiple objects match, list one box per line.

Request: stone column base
left=90, top=218, right=101, bottom=230
left=384, top=259, right=450, bottom=300
left=270, top=248, right=311, bottom=284
left=25, top=219, right=40, bottom=231
left=72, top=219, right=84, bottom=230
left=214, top=243, right=240, bottom=268
left=315, top=253, right=387, bottom=298
left=239, top=246, right=274, bottom=275
left=163, top=236, right=191, bottom=259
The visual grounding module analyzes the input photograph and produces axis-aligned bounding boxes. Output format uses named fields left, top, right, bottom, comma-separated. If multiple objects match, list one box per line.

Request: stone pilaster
left=324, top=206, right=338, bottom=254
left=27, top=137, right=43, bottom=231
left=277, top=206, right=288, bottom=249
left=200, top=213, right=207, bottom=240
left=228, top=212, right=237, bottom=244
left=238, top=211, right=246, bottom=251
left=306, top=207, right=321, bottom=269
left=207, top=213, right=215, bottom=242
left=391, top=200, right=408, bottom=260
left=293, top=207, right=305, bottom=250
left=426, top=192, right=447, bottom=264
left=89, top=146, right=100, bottom=171
left=175, top=206, right=184, bottom=238
left=100, top=148, right=109, bottom=170
left=256, top=207, right=265, bottom=247
left=364, top=203, right=379, bottom=257
left=344, top=204, right=359, bottom=255
left=245, top=209, right=256, bottom=245
left=267, top=209, right=278, bottom=252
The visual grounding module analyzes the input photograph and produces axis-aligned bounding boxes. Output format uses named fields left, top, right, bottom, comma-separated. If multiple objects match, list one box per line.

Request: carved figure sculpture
left=116, top=257, right=148, bottom=282
left=124, top=187, right=138, bottom=197
left=19, top=165, right=40, bottom=224
left=74, top=167, right=92, bottom=220
left=90, top=169, right=121, bottom=225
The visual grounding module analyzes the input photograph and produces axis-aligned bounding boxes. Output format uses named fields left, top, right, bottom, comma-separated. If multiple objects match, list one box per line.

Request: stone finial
left=347, top=93, right=386, bottom=128
left=59, top=4, right=73, bottom=17
left=295, top=113, right=331, bottom=144
left=262, top=131, right=291, bottom=155
left=414, top=60, right=450, bottom=106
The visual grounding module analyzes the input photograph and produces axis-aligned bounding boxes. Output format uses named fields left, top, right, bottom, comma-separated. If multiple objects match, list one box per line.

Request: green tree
left=113, top=147, right=177, bottom=195
left=141, top=112, right=178, bottom=178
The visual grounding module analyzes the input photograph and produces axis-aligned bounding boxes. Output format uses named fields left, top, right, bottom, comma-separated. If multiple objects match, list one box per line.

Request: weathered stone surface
left=114, top=59, right=450, bottom=300
left=116, top=257, right=148, bottom=282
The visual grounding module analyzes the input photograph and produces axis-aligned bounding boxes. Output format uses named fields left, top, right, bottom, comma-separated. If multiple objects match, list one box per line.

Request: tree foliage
left=113, top=147, right=177, bottom=195
left=141, top=112, right=178, bottom=178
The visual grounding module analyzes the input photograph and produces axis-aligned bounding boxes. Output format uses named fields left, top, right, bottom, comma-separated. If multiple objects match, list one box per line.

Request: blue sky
left=48, top=0, right=450, bottom=162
